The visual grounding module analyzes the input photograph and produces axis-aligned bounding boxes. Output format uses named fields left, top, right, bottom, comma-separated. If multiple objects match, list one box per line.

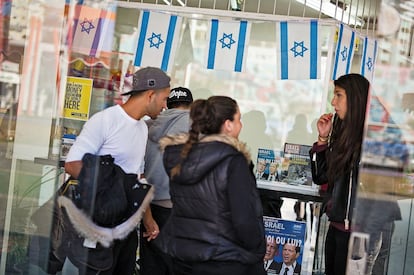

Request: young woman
left=310, top=73, right=370, bottom=275
left=154, top=96, right=266, bottom=275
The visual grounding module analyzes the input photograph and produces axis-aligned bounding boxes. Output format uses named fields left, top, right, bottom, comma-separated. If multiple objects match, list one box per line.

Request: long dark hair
left=326, top=73, right=370, bottom=182
left=170, top=96, right=238, bottom=177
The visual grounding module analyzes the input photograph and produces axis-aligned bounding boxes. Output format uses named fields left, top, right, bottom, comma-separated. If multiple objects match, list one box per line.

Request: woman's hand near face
left=317, top=113, right=333, bottom=138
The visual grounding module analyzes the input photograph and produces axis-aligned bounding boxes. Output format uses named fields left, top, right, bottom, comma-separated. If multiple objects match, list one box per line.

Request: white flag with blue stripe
left=360, top=37, right=377, bottom=83
left=206, top=19, right=251, bottom=72
left=71, top=4, right=116, bottom=57
left=276, top=20, right=320, bottom=80
left=134, top=11, right=182, bottom=71
left=332, top=24, right=355, bottom=80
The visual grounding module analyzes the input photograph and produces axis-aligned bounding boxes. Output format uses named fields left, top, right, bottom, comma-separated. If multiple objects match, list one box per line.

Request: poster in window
left=64, top=77, right=93, bottom=121
left=263, top=216, right=306, bottom=275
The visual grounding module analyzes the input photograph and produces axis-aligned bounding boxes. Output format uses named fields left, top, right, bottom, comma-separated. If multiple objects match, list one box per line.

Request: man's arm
left=64, top=112, right=106, bottom=180
left=64, top=160, right=83, bottom=179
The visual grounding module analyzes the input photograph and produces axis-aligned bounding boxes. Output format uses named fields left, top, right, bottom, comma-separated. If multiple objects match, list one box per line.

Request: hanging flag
left=97, top=4, right=116, bottom=54
left=332, top=24, right=355, bottom=80
left=71, top=4, right=116, bottom=57
left=360, top=37, right=378, bottom=83
left=206, top=19, right=251, bottom=72
left=134, top=11, right=182, bottom=72
left=276, top=20, right=320, bottom=80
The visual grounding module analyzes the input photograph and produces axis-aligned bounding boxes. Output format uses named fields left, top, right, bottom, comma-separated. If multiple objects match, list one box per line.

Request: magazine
left=263, top=216, right=306, bottom=275
left=281, top=143, right=312, bottom=186
left=284, top=143, right=312, bottom=155
left=255, top=148, right=283, bottom=182
left=60, top=133, right=76, bottom=161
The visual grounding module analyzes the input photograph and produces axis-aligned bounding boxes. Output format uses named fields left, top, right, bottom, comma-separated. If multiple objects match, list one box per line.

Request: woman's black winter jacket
left=154, top=134, right=266, bottom=264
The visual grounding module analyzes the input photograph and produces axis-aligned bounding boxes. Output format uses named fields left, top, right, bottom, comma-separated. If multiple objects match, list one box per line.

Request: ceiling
left=124, top=0, right=382, bottom=28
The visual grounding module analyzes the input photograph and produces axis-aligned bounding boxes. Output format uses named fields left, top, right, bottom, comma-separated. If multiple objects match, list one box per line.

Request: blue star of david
left=341, top=46, right=348, bottom=61
left=219, top=33, right=236, bottom=49
left=147, top=32, right=164, bottom=49
left=80, top=18, right=95, bottom=34
left=290, top=41, right=308, bottom=57
left=366, top=57, right=373, bottom=71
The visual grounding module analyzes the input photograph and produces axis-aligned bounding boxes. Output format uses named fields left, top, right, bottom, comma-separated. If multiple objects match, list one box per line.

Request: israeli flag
left=206, top=19, right=251, bottom=72
left=276, top=20, right=320, bottom=80
left=332, top=24, right=355, bottom=80
left=71, top=4, right=116, bottom=57
left=360, top=37, right=378, bottom=83
left=97, top=4, right=116, bottom=54
left=134, top=11, right=182, bottom=71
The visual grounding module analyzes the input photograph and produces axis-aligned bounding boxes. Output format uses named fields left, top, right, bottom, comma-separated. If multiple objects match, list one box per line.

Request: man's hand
left=142, top=207, right=160, bottom=241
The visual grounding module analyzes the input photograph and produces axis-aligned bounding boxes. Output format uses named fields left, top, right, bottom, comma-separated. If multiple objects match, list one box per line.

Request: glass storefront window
left=0, top=0, right=68, bottom=273
left=115, top=6, right=338, bottom=159
left=353, top=64, right=414, bottom=275
left=2, top=1, right=413, bottom=274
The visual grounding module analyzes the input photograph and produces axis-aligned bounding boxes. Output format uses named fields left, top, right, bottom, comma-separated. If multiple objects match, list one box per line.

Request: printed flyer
left=64, top=76, right=93, bottom=121
left=263, top=216, right=306, bottom=275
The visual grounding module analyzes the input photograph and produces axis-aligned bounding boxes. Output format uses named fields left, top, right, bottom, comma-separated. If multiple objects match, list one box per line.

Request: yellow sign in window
left=64, top=77, right=93, bottom=121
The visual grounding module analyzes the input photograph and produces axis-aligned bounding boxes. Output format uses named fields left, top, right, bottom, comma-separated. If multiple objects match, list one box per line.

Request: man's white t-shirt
left=66, top=104, right=148, bottom=175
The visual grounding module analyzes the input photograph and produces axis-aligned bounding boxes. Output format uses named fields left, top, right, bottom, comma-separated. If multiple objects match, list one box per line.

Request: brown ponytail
left=170, top=96, right=238, bottom=178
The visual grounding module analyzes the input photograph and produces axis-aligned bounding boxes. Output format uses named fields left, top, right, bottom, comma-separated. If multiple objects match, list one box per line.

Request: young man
left=64, top=67, right=171, bottom=275
left=140, top=87, right=193, bottom=275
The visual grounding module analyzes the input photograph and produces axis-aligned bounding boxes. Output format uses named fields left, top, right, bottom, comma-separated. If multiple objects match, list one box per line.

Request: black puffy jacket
left=155, top=134, right=266, bottom=264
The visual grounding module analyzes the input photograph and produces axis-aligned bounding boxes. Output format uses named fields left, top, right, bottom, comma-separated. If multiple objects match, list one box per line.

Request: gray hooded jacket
left=144, top=108, right=190, bottom=201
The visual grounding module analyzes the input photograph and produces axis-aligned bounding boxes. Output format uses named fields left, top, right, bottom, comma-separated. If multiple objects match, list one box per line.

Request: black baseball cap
left=167, top=87, right=193, bottom=109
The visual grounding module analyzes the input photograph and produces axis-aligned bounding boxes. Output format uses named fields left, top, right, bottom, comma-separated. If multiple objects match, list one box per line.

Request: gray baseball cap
left=122, top=67, right=171, bottom=95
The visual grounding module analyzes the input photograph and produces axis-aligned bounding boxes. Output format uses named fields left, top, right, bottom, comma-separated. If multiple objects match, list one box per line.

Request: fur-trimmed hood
left=57, top=184, right=153, bottom=248
left=160, top=134, right=252, bottom=185
left=160, top=133, right=251, bottom=162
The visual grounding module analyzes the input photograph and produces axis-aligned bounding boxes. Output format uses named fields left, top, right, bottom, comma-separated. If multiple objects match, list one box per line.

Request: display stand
left=258, top=180, right=323, bottom=201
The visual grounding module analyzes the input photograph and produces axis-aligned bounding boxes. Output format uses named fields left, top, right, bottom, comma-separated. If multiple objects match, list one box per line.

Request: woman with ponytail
left=154, top=96, right=266, bottom=275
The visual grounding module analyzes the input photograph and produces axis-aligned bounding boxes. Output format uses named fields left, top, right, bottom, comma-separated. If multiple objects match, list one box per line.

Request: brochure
left=263, top=216, right=307, bottom=275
